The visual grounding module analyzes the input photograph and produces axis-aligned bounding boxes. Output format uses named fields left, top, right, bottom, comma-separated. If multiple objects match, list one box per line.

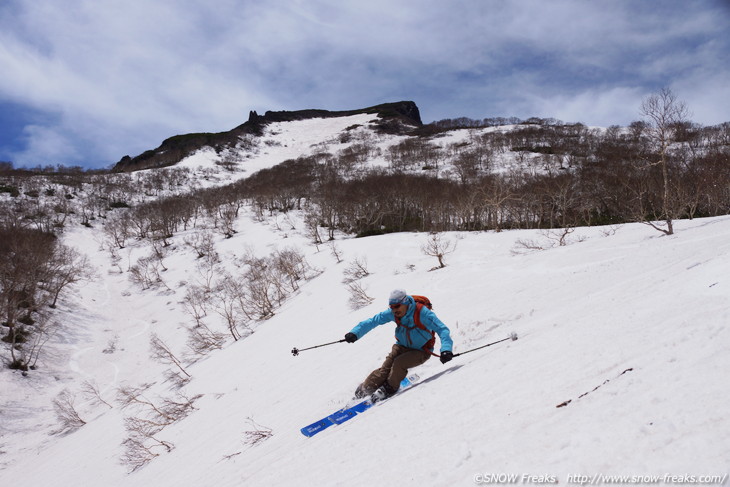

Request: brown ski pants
left=361, top=344, right=431, bottom=393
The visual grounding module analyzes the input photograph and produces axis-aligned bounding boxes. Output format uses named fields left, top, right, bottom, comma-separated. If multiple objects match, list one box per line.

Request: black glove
left=440, top=350, right=454, bottom=364
left=345, top=332, right=358, bottom=343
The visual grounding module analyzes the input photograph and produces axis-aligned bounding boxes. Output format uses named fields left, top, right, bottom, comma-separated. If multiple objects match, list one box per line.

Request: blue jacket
left=350, top=295, right=453, bottom=353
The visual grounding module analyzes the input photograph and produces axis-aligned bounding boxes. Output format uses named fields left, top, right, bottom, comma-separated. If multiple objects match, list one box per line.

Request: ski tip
left=300, top=419, right=333, bottom=437
left=510, top=332, right=518, bottom=341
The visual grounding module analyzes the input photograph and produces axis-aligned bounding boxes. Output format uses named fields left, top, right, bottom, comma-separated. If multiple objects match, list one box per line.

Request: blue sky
left=1, top=0, right=728, bottom=169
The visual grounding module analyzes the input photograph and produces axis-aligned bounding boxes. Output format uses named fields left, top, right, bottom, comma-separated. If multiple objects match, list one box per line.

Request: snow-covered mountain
left=1, top=110, right=729, bottom=486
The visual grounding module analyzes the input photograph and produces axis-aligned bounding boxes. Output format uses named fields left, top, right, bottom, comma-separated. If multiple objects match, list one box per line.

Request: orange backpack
left=395, top=295, right=437, bottom=355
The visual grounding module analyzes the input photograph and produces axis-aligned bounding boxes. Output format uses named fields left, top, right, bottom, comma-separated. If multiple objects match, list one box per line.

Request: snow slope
left=2, top=207, right=729, bottom=486
left=173, top=112, right=390, bottom=183
left=1, top=113, right=729, bottom=486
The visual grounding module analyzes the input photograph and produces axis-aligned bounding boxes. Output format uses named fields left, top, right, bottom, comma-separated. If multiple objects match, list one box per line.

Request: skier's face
left=391, top=303, right=407, bottom=318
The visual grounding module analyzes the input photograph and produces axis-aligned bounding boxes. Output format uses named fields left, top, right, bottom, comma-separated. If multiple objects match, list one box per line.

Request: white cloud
left=0, top=0, right=728, bottom=167
left=530, top=87, right=647, bottom=126
left=11, top=124, right=80, bottom=167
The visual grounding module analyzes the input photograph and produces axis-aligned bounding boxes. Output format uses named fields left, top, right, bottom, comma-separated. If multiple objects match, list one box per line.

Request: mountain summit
left=113, top=101, right=421, bottom=172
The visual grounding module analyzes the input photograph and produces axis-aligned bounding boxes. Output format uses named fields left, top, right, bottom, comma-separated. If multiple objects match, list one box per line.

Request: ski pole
left=453, top=332, right=518, bottom=358
left=291, top=339, right=346, bottom=356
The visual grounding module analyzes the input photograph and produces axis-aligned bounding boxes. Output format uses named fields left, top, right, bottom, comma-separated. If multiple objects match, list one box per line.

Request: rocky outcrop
left=247, top=101, right=422, bottom=125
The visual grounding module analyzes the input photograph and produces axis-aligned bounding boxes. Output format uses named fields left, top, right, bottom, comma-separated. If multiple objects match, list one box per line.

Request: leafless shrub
left=129, top=256, right=165, bottom=290
left=106, top=245, right=123, bottom=274
left=182, top=285, right=210, bottom=327
left=304, top=213, right=323, bottom=247
left=272, top=248, right=307, bottom=291
left=10, top=311, right=56, bottom=372
left=328, top=241, right=343, bottom=263
left=281, top=213, right=297, bottom=231
left=45, top=244, right=94, bottom=308
left=121, top=430, right=174, bottom=472
left=118, top=386, right=202, bottom=471
left=102, top=335, right=119, bottom=354
left=184, top=229, right=217, bottom=259
left=242, top=418, right=273, bottom=447
left=511, top=227, right=585, bottom=255
left=183, top=248, right=318, bottom=348
left=149, top=238, right=169, bottom=271
left=510, top=238, right=547, bottom=255
left=212, top=274, right=253, bottom=340
left=150, top=333, right=191, bottom=381
left=103, top=213, right=132, bottom=249
left=186, top=322, right=227, bottom=357
left=343, top=256, right=370, bottom=283
left=193, top=252, right=219, bottom=292
left=420, top=232, right=456, bottom=269
left=117, top=386, right=200, bottom=421
left=544, top=227, right=576, bottom=247
left=80, top=380, right=113, bottom=409
left=52, top=389, right=86, bottom=434
left=600, top=225, right=622, bottom=237
left=347, top=281, right=374, bottom=310
left=218, top=202, right=239, bottom=238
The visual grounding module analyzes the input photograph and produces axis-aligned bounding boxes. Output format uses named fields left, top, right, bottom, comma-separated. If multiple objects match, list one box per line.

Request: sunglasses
left=389, top=302, right=405, bottom=309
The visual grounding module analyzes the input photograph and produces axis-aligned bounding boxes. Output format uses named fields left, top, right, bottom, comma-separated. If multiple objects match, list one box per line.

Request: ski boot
left=370, top=381, right=396, bottom=403
left=353, top=383, right=368, bottom=399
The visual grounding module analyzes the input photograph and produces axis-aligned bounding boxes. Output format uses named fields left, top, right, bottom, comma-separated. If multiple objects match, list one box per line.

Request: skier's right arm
left=347, top=310, right=394, bottom=341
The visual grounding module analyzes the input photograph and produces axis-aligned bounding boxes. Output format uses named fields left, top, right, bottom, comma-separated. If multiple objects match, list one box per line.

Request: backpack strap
left=396, top=303, right=439, bottom=357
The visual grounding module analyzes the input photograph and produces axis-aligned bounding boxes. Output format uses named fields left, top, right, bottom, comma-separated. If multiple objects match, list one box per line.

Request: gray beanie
left=389, top=289, right=407, bottom=306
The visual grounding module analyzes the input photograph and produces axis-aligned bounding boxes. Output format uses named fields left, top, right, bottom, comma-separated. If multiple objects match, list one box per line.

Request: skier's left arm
left=419, top=307, right=454, bottom=353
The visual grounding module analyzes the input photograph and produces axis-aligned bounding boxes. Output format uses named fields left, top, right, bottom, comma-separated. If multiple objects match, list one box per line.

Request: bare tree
left=511, top=237, right=548, bottom=255
left=481, top=175, right=515, bottom=232
left=52, top=389, right=87, bottom=434
left=0, top=227, right=55, bottom=370
left=121, top=429, right=174, bottom=472
left=640, top=87, right=691, bottom=235
left=193, top=251, right=219, bottom=293
left=184, top=228, right=217, bottom=259
left=343, top=256, right=370, bottom=284
left=45, top=244, right=93, bottom=308
left=212, top=274, right=252, bottom=340
left=117, top=386, right=201, bottom=471
left=544, top=227, right=577, bottom=247
left=150, top=333, right=191, bottom=381
left=81, top=379, right=113, bottom=409
left=272, top=248, right=314, bottom=292
left=347, top=281, right=374, bottom=310
left=242, top=417, right=273, bottom=446
left=421, top=232, right=457, bottom=269
left=303, top=212, right=324, bottom=248
left=186, top=322, right=227, bottom=357
left=328, top=241, right=343, bottom=264
left=217, top=202, right=238, bottom=238
left=103, top=213, right=133, bottom=249
left=19, top=311, right=55, bottom=371
left=129, top=256, right=166, bottom=290
left=182, top=285, right=210, bottom=327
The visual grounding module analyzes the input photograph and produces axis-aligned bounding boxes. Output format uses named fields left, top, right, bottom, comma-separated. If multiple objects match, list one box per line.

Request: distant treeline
left=236, top=121, right=730, bottom=236
left=2, top=120, right=729, bottom=238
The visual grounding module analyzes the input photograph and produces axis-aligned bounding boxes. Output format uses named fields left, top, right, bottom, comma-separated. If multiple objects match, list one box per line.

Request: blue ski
left=301, top=374, right=420, bottom=437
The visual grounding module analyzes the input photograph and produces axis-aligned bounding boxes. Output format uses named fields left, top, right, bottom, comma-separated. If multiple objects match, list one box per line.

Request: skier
left=344, top=289, right=454, bottom=402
